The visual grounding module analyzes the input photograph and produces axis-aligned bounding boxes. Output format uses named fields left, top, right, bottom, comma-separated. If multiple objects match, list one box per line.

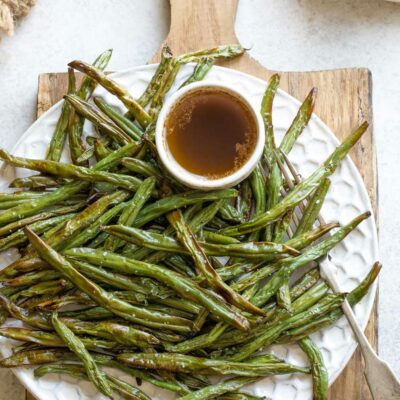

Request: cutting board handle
left=151, top=0, right=240, bottom=61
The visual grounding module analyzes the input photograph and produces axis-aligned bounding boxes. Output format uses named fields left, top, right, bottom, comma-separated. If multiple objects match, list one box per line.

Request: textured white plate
left=0, top=64, right=378, bottom=400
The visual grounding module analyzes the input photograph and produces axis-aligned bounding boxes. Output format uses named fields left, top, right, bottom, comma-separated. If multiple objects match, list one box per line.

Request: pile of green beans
left=0, top=45, right=379, bottom=400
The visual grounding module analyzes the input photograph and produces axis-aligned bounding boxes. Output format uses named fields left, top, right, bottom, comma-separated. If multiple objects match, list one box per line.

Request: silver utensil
left=319, top=254, right=400, bottom=400
left=276, top=149, right=400, bottom=400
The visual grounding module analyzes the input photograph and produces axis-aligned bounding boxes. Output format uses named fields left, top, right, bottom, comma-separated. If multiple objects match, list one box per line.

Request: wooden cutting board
left=30, top=1, right=377, bottom=399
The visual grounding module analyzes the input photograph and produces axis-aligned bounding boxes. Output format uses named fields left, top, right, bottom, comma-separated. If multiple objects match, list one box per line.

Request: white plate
left=0, top=64, right=379, bottom=400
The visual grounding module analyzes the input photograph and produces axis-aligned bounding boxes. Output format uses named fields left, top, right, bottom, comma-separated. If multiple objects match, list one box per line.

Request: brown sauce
left=165, top=88, right=257, bottom=179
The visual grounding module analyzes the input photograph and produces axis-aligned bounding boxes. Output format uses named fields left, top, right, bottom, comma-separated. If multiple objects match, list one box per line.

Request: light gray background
left=0, top=0, right=399, bottom=397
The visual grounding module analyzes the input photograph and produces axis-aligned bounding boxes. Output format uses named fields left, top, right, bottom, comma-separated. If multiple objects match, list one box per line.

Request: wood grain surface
left=28, top=1, right=377, bottom=399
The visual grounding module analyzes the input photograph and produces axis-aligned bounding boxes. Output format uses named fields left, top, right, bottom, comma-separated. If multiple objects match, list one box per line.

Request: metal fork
left=276, top=150, right=400, bottom=400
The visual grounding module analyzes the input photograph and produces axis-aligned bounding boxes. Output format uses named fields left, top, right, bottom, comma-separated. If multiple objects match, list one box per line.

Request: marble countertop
left=0, top=0, right=399, bottom=398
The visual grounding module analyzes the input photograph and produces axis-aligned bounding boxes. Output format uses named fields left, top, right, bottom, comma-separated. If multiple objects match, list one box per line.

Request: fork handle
left=321, top=259, right=400, bottom=399
left=342, top=299, right=400, bottom=399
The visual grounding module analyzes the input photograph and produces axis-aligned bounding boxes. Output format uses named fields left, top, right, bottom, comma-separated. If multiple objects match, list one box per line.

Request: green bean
left=251, top=212, right=370, bottom=306
left=215, top=263, right=279, bottom=294
left=0, top=199, right=32, bottom=209
left=113, top=294, right=192, bottom=330
left=65, top=94, right=133, bottom=145
left=112, top=290, right=168, bottom=308
left=0, top=308, right=7, bottom=326
left=149, top=59, right=181, bottom=118
left=291, top=268, right=321, bottom=299
left=94, top=96, right=143, bottom=141
left=276, top=277, right=292, bottom=312
left=0, top=191, right=45, bottom=202
left=177, top=44, right=245, bottom=63
left=230, top=293, right=344, bottom=361
left=169, top=210, right=265, bottom=317
left=220, top=122, right=368, bottom=236
left=157, top=297, right=201, bottom=315
left=88, top=231, right=109, bottom=248
left=139, top=45, right=173, bottom=106
left=177, top=374, right=209, bottom=390
left=0, top=294, right=54, bottom=329
left=278, top=262, right=381, bottom=343
left=0, top=348, right=72, bottom=367
left=192, top=308, right=209, bottom=333
left=99, top=373, right=152, bottom=400
left=248, top=164, right=267, bottom=241
left=68, top=108, right=88, bottom=165
left=62, top=201, right=128, bottom=249
left=229, top=223, right=337, bottom=293
left=61, top=306, right=114, bottom=321
left=0, top=149, right=147, bottom=192
left=273, top=212, right=295, bottom=306
left=299, top=337, right=328, bottom=400
left=69, top=50, right=113, bottom=164
left=166, top=322, right=228, bottom=354
left=121, top=157, right=162, bottom=179
left=140, top=331, right=185, bottom=347
left=117, top=352, right=309, bottom=376
left=133, top=189, right=237, bottom=227
left=0, top=258, right=48, bottom=279
left=75, top=144, right=94, bottom=164
left=70, top=260, right=172, bottom=299
left=260, top=74, right=281, bottom=241
left=279, top=88, right=317, bottom=154
left=162, top=255, right=196, bottom=277
left=41, top=191, right=131, bottom=253
left=97, top=356, right=184, bottom=394
left=237, top=180, right=252, bottom=222
left=219, top=200, right=243, bottom=223
left=188, top=200, right=224, bottom=232
left=294, top=178, right=331, bottom=236
left=93, top=140, right=142, bottom=170
left=214, top=260, right=263, bottom=282
left=201, top=230, right=240, bottom=245
left=21, top=294, right=88, bottom=311
left=179, top=58, right=214, bottom=88
left=64, top=247, right=250, bottom=331
left=9, top=175, right=63, bottom=189
left=273, top=208, right=294, bottom=243
left=0, top=213, right=75, bottom=252
left=93, top=136, right=111, bottom=161
left=145, top=304, right=194, bottom=320
left=0, top=286, right=21, bottom=297
left=0, top=327, right=118, bottom=350
left=35, top=363, right=150, bottom=400
left=12, top=279, right=73, bottom=300
left=61, top=318, right=160, bottom=347
left=52, top=312, right=114, bottom=398
left=178, top=377, right=258, bottom=400
left=46, top=67, right=76, bottom=161
left=25, top=228, right=192, bottom=332
left=104, top=176, right=156, bottom=251
left=0, top=202, right=85, bottom=237
left=0, top=182, right=87, bottom=226
left=226, top=263, right=273, bottom=302
left=209, top=280, right=329, bottom=351
left=1, top=269, right=59, bottom=286
left=104, top=224, right=298, bottom=259
left=221, top=393, right=265, bottom=400
left=112, top=290, right=156, bottom=306
left=286, top=222, right=339, bottom=249
left=78, top=49, right=113, bottom=100
left=69, top=60, right=151, bottom=127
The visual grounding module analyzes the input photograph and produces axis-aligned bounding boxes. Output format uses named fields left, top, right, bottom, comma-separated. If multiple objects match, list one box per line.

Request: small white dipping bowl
left=155, top=81, right=265, bottom=190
